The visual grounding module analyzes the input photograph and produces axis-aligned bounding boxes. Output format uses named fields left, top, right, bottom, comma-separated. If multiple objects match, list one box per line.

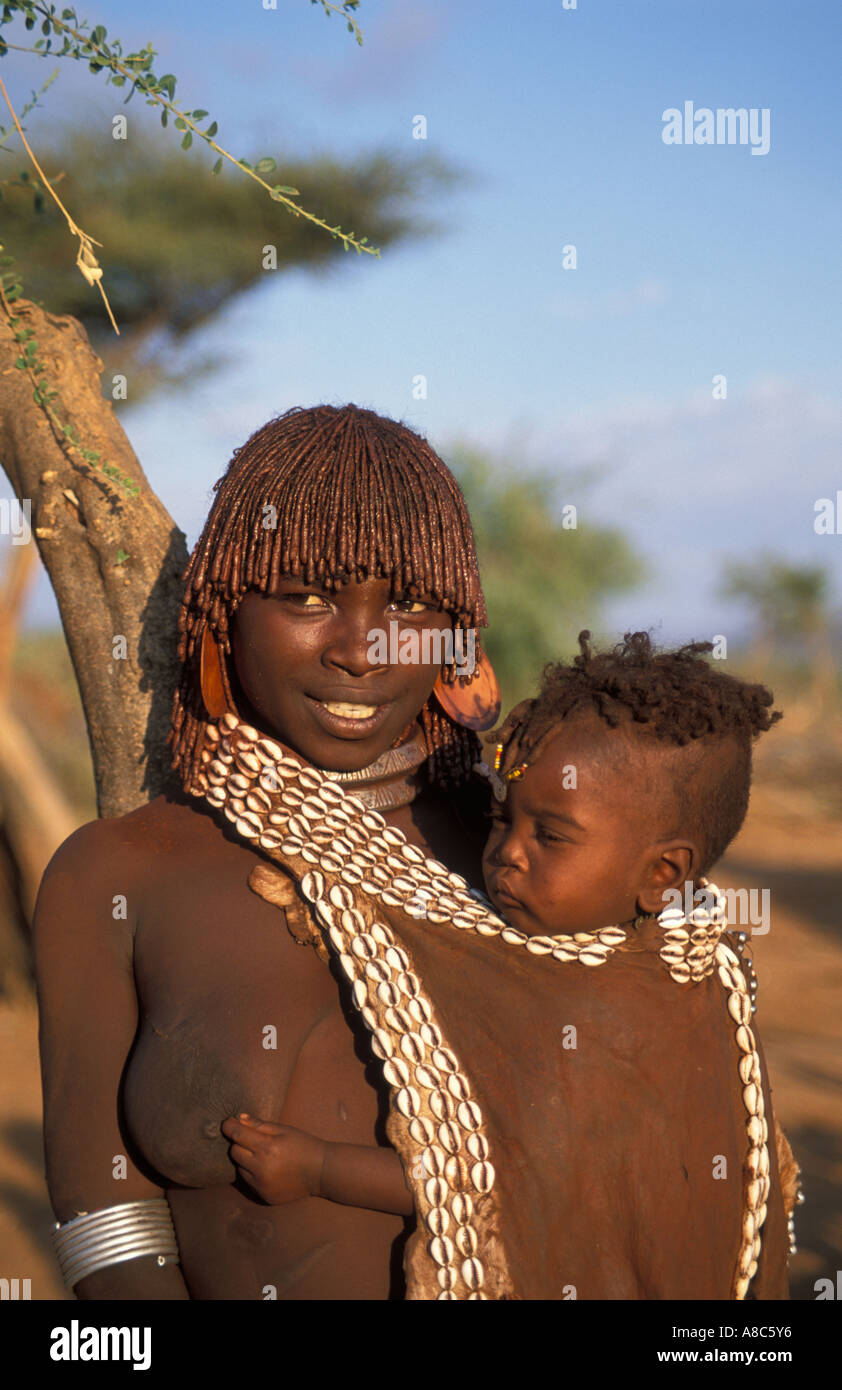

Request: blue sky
left=5, top=0, right=841, bottom=647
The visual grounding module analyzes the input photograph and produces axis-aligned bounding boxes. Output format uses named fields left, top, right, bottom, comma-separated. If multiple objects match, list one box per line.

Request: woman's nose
left=323, top=615, right=388, bottom=678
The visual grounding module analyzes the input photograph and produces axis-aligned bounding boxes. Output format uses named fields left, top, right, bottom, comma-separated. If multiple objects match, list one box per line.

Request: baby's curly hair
left=493, top=630, right=782, bottom=874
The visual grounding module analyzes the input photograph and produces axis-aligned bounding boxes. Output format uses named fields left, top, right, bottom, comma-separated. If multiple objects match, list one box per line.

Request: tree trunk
left=0, top=299, right=188, bottom=817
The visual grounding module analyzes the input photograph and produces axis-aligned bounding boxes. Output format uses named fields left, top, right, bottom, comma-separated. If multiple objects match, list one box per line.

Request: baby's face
left=482, top=719, right=665, bottom=936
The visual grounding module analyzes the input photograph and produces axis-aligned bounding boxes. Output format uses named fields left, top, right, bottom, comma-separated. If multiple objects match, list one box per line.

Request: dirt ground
left=0, top=787, right=839, bottom=1302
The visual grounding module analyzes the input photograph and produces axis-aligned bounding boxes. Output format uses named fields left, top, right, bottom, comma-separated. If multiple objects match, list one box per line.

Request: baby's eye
left=535, top=825, right=565, bottom=845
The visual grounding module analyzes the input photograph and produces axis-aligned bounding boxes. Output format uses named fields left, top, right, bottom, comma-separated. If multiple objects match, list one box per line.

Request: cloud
left=548, top=277, right=668, bottom=322
left=522, top=376, right=839, bottom=490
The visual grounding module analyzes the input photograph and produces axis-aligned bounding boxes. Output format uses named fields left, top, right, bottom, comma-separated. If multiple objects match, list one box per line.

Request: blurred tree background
left=721, top=559, right=837, bottom=714
left=450, top=445, right=641, bottom=709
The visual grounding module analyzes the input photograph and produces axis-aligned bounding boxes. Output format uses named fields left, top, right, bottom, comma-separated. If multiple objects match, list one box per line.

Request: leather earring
left=200, top=625, right=230, bottom=718
left=432, top=646, right=501, bottom=731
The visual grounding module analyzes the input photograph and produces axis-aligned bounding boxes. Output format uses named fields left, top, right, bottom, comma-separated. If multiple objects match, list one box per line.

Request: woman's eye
left=282, top=592, right=330, bottom=608
left=389, top=599, right=430, bottom=615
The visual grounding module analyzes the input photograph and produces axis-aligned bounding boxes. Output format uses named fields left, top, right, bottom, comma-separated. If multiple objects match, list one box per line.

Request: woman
left=34, top=404, right=789, bottom=1300
left=34, top=404, right=501, bottom=1300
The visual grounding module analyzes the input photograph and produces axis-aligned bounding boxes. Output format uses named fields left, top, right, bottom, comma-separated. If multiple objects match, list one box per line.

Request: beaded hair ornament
left=473, top=741, right=527, bottom=801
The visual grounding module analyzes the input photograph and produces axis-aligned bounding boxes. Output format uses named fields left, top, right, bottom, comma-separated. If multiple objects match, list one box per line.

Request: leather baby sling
left=186, top=711, right=792, bottom=1301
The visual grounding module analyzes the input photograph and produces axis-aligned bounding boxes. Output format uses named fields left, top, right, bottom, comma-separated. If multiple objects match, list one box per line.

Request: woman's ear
left=636, top=840, right=700, bottom=917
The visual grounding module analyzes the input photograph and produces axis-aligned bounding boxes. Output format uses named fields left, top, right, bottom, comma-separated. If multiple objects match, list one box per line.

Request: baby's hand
left=221, top=1114, right=325, bottom=1205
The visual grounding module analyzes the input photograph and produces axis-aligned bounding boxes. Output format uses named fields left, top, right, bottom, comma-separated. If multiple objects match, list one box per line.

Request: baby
left=221, top=630, right=795, bottom=1287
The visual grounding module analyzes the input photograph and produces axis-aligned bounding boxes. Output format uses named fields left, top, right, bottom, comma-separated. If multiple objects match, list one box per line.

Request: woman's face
left=230, top=574, right=455, bottom=771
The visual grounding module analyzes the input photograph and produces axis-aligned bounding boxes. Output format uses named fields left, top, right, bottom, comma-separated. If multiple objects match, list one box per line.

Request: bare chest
left=124, top=833, right=386, bottom=1189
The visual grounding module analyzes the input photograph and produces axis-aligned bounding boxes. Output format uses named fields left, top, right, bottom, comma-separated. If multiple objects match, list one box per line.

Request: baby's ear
left=635, top=841, right=697, bottom=917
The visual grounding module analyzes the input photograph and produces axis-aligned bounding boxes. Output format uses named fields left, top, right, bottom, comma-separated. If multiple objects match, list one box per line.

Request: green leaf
left=212, top=156, right=223, bottom=174
left=191, top=109, right=208, bottom=119
left=273, top=184, right=299, bottom=195
left=204, top=121, right=218, bottom=138
left=115, top=548, right=129, bottom=565
left=160, top=109, right=168, bottom=127
left=181, top=131, right=192, bottom=150
left=91, top=25, right=106, bottom=44
left=173, top=116, right=186, bottom=130
left=255, top=156, right=276, bottom=174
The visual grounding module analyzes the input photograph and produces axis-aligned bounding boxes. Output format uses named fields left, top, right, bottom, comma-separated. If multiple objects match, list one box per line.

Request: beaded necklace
left=188, top=711, right=771, bottom=1301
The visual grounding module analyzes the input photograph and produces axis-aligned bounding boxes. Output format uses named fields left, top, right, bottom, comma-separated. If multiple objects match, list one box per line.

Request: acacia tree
left=1, top=130, right=454, bottom=400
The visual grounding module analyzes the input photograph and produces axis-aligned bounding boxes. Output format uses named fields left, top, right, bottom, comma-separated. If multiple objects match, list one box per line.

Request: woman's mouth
left=322, top=701, right=378, bottom=719
left=304, top=694, right=393, bottom=739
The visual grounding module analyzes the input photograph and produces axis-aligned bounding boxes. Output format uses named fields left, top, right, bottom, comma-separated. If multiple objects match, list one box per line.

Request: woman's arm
left=32, top=821, right=190, bottom=1300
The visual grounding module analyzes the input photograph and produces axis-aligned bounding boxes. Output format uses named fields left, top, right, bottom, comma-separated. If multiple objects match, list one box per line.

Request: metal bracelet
left=51, top=1198, right=180, bottom=1290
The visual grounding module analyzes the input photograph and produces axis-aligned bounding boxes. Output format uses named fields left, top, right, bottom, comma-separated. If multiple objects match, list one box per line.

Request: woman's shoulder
left=32, top=794, right=222, bottom=965
left=40, top=791, right=212, bottom=889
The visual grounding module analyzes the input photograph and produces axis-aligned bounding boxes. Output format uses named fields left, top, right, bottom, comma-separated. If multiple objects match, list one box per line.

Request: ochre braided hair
left=169, top=403, right=489, bottom=791
left=491, top=630, right=782, bottom=873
